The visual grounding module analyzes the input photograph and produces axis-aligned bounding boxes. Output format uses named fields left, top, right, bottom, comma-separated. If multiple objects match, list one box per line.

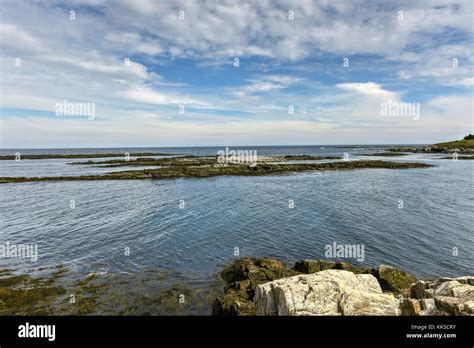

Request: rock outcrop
left=213, top=257, right=473, bottom=316
left=410, top=277, right=474, bottom=316
left=212, top=257, right=299, bottom=315
left=255, top=270, right=400, bottom=316
left=376, top=265, right=418, bottom=296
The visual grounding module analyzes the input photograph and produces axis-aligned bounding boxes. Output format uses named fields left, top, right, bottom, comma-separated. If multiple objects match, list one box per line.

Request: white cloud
left=119, top=86, right=209, bottom=106
left=336, top=82, right=399, bottom=101
left=231, top=75, right=302, bottom=99
left=0, top=0, right=472, bottom=147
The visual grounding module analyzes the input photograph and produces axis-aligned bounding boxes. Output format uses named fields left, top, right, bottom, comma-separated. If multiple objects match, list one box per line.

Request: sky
left=0, top=0, right=473, bottom=148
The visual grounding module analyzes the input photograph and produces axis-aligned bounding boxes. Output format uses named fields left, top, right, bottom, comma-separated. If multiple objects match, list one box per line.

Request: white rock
left=340, top=290, right=401, bottom=315
left=254, top=269, right=399, bottom=316
left=255, top=282, right=277, bottom=316
left=434, top=280, right=462, bottom=297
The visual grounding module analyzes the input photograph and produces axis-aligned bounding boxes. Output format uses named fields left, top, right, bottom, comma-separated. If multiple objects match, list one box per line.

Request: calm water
left=0, top=146, right=473, bottom=292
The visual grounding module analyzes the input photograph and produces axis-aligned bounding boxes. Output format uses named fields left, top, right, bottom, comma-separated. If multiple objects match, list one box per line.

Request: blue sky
left=0, top=0, right=472, bottom=148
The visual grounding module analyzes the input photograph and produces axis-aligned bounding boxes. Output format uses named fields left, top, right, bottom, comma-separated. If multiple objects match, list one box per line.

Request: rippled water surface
left=0, top=146, right=472, bottom=288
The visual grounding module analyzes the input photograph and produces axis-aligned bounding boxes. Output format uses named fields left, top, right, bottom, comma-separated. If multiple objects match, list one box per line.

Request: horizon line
left=0, top=143, right=432, bottom=150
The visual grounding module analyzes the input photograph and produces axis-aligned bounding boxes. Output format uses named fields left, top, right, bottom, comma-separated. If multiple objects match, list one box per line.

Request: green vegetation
left=385, top=135, right=474, bottom=153
left=73, top=155, right=341, bottom=167
left=71, top=156, right=216, bottom=167
left=0, top=152, right=176, bottom=160
left=213, top=257, right=300, bottom=315
left=434, top=138, right=474, bottom=149
left=0, top=160, right=433, bottom=184
left=0, top=266, right=220, bottom=315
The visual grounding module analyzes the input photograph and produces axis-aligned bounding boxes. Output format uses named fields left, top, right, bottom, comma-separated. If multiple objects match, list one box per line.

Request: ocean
left=0, top=145, right=472, bottom=314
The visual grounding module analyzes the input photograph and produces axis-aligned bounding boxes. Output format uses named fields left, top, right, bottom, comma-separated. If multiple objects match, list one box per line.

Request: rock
left=336, top=262, right=372, bottom=274
left=435, top=296, right=462, bottom=315
left=293, top=259, right=371, bottom=274
left=255, top=282, right=277, bottom=316
left=418, top=299, right=440, bottom=316
left=462, top=301, right=474, bottom=314
left=401, top=298, right=422, bottom=316
left=433, top=280, right=474, bottom=316
left=213, top=288, right=256, bottom=316
left=220, top=257, right=256, bottom=284
left=254, top=269, right=400, bottom=316
left=454, top=276, right=474, bottom=286
left=213, top=257, right=298, bottom=315
left=377, top=265, right=417, bottom=296
left=410, top=280, right=432, bottom=299
left=214, top=257, right=473, bottom=316
left=224, top=279, right=251, bottom=293
left=341, top=290, right=401, bottom=316
left=421, top=298, right=436, bottom=310
left=434, top=280, right=462, bottom=297
left=220, top=257, right=298, bottom=296
left=293, top=259, right=337, bottom=274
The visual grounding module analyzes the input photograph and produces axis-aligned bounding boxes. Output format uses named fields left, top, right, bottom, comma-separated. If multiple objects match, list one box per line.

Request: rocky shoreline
left=0, top=159, right=432, bottom=184
left=212, top=258, right=473, bottom=316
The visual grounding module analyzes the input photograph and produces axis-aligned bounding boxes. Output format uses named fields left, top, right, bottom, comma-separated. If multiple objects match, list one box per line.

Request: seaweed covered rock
left=211, top=286, right=256, bottom=316
left=212, top=257, right=299, bottom=315
left=377, top=265, right=418, bottom=296
left=213, top=258, right=472, bottom=316
left=294, top=259, right=371, bottom=275
left=294, top=259, right=338, bottom=273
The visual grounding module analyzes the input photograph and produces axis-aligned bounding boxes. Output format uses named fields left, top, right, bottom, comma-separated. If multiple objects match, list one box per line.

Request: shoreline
left=1, top=257, right=472, bottom=316
left=213, top=257, right=474, bottom=316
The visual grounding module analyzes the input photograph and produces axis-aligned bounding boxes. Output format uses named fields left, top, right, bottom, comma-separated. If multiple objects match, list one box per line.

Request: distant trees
left=463, top=134, right=474, bottom=140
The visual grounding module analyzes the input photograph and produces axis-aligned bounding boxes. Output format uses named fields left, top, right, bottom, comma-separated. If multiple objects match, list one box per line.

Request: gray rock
left=454, top=276, right=474, bottom=286
left=435, top=296, right=462, bottom=315
left=418, top=299, right=440, bottom=316
left=434, top=280, right=463, bottom=297
left=422, top=298, right=436, bottom=311
left=255, top=282, right=277, bottom=316
left=433, top=280, right=474, bottom=315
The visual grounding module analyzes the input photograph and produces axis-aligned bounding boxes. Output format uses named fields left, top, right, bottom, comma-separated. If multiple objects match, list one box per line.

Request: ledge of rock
left=213, top=257, right=473, bottom=316
left=255, top=270, right=400, bottom=316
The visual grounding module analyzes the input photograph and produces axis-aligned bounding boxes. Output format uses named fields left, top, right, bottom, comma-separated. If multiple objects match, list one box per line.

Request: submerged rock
left=255, top=270, right=400, bottom=316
